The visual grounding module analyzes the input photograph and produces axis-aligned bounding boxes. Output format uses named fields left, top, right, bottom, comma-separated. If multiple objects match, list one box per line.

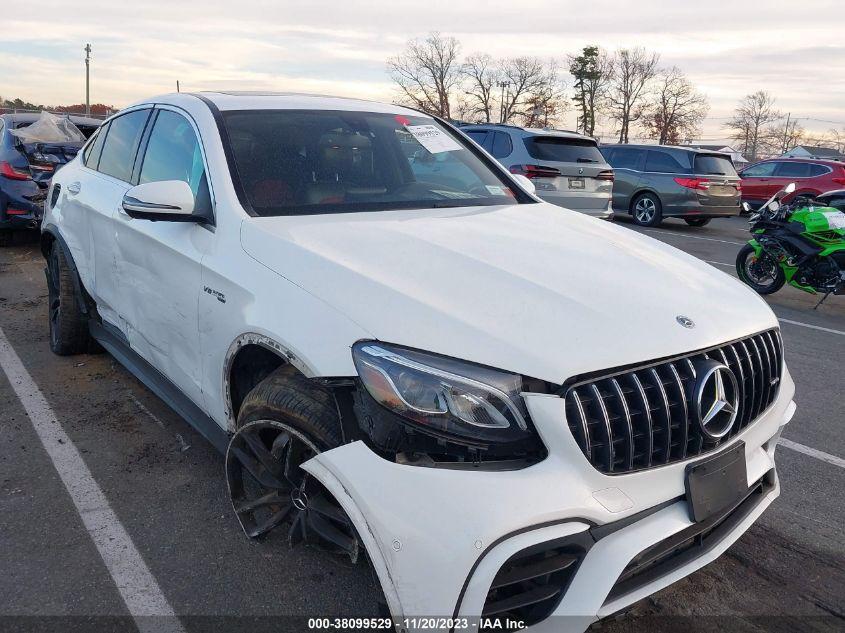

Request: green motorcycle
left=736, top=182, right=845, bottom=308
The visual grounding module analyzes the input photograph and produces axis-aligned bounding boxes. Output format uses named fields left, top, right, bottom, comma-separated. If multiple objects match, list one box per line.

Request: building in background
left=781, top=145, right=845, bottom=161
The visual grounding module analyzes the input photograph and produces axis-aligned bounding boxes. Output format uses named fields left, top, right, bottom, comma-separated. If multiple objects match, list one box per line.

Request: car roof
left=0, top=112, right=103, bottom=127
left=759, top=157, right=844, bottom=166
left=600, top=143, right=725, bottom=155
left=128, top=91, right=429, bottom=118
left=459, top=122, right=594, bottom=141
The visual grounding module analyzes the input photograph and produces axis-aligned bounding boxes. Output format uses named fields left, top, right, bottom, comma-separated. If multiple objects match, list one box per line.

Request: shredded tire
left=237, top=364, right=342, bottom=449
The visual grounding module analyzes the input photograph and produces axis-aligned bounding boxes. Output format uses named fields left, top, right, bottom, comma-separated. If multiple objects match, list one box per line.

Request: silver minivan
left=459, top=124, right=614, bottom=219
left=600, top=144, right=742, bottom=227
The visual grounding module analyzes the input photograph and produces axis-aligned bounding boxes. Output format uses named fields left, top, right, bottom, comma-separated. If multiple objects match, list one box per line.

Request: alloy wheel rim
left=225, top=420, right=359, bottom=561
left=745, top=252, right=777, bottom=285
left=635, top=198, right=656, bottom=222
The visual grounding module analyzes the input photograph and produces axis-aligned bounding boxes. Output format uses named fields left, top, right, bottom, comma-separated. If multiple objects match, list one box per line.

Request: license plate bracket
left=684, top=441, right=747, bottom=523
left=568, top=177, right=585, bottom=189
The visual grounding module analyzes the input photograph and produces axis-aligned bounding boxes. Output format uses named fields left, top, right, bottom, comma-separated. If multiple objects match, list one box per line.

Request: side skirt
left=90, top=320, right=230, bottom=454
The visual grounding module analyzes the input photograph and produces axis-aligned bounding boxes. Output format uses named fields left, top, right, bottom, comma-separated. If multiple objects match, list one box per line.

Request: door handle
left=67, top=181, right=81, bottom=195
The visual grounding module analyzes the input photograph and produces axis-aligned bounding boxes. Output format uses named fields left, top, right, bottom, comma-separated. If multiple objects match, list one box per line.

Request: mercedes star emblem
left=693, top=360, right=740, bottom=440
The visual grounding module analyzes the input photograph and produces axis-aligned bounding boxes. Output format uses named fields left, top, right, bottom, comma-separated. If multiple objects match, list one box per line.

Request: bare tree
left=501, top=57, right=556, bottom=123
left=641, top=67, right=708, bottom=145
left=568, top=46, right=611, bottom=137
left=460, top=53, right=498, bottom=123
left=387, top=32, right=461, bottom=118
left=725, top=91, right=781, bottom=161
left=606, top=48, right=660, bottom=143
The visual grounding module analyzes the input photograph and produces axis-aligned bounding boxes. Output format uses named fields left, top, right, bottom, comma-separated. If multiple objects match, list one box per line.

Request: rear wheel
left=631, top=193, right=663, bottom=227
left=225, top=365, right=360, bottom=561
left=736, top=244, right=785, bottom=295
left=46, top=243, right=96, bottom=355
left=684, top=217, right=711, bottom=227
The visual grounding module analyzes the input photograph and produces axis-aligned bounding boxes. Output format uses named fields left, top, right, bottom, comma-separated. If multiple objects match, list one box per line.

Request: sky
left=1, top=0, right=843, bottom=144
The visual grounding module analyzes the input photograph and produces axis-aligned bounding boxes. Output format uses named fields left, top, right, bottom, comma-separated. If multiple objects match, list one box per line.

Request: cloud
left=0, top=0, right=842, bottom=139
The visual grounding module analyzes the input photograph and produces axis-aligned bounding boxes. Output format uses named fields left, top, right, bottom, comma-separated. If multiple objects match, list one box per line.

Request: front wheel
left=736, top=244, right=785, bottom=295
left=684, top=217, right=711, bottom=227
left=225, top=365, right=360, bottom=561
left=631, top=193, right=663, bottom=227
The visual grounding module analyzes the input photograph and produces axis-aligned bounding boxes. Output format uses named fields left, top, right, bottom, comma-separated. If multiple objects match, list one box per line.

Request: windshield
left=694, top=154, right=738, bottom=177
left=222, top=110, right=529, bottom=216
left=523, top=136, right=605, bottom=164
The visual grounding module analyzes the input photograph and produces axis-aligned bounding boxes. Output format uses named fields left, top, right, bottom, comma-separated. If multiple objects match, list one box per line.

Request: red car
left=740, top=157, right=845, bottom=208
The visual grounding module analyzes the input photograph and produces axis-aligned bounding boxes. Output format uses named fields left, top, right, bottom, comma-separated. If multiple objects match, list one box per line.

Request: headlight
left=352, top=341, right=532, bottom=445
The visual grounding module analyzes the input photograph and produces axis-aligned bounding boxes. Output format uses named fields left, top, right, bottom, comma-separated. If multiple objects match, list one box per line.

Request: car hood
left=240, top=203, right=777, bottom=383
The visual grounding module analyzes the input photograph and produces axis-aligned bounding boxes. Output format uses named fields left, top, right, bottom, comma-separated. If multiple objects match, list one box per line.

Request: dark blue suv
left=0, top=112, right=100, bottom=245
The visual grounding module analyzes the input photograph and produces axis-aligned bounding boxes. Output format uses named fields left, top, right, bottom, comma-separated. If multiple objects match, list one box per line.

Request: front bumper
left=304, top=367, right=795, bottom=632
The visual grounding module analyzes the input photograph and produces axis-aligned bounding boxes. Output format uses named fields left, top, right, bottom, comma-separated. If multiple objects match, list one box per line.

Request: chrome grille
left=563, top=329, right=783, bottom=474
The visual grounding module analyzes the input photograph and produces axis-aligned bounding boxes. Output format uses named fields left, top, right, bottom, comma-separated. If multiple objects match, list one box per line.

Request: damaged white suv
left=43, top=92, right=796, bottom=630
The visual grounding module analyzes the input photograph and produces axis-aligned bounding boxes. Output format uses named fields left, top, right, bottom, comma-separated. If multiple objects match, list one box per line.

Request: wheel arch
left=223, top=332, right=319, bottom=430
left=628, top=188, right=662, bottom=213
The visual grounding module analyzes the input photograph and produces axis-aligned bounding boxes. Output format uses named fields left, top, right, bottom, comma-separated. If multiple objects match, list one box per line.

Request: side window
left=98, top=110, right=150, bottom=182
left=139, top=110, right=212, bottom=216
left=83, top=123, right=109, bottom=169
left=491, top=132, right=513, bottom=158
left=612, top=148, right=644, bottom=171
left=807, top=163, right=830, bottom=177
left=774, top=162, right=810, bottom=178
left=464, top=130, right=489, bottom=146
left=741, top=162, right=777, bottom=178
left=645, top=150, right=686, bottom=174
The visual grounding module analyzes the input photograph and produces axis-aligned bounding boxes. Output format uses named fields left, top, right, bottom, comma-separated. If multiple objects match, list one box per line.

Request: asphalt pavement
left=0, top=216, right=842, bottom=633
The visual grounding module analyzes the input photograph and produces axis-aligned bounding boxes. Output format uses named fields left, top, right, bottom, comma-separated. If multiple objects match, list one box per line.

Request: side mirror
left=785, top=182, right=796, bottom=194
left=122, top=180, right=201, bottom=222
left=512, top=174, right=536, bottom=195
left=742, top=202, right=751, bottom=213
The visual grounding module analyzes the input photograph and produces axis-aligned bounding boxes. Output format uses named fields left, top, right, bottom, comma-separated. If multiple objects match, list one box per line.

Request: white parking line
left=779, top=438, right=845, bottom=469
left=0, top=327, right=186, bottom=633
left=778, top=318, right=845, bottom=337
left=705, top=260, right=735, bottom=269
left=640, top=227, right=744, bottom=246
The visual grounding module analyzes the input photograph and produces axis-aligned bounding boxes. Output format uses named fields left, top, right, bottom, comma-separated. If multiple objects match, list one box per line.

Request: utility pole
left=176, top=80, right=181, bottom=93
left=496, top=81, right=511, bottom=123
left=84, top=43, right=92, bottom=116
left=781, top=112, right=791, bottom=154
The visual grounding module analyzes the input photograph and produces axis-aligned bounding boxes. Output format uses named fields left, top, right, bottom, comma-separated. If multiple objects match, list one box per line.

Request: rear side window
left=645, top=150, right=687, bottom=174
left=694, top=154, right=738, bottom=177
left=490, top=131, right=513, bottom=158
left=98, top=110, right=150, bottom=182
left=83, top=123, right=108, bottom=169
left=464, top=130, right=489, bottom=146
left=523, top=136, right=605, bottom=164
left=775, top=162, right=810, bottom=178
left=741, top=162, right=777, bottom=178
left=807, top=163, right=830, bottom=177
left=607, top=147, right=645, bottom=170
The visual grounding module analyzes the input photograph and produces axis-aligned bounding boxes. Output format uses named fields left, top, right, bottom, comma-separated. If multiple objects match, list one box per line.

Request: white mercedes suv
left=43, top=92, right=795, bottom=631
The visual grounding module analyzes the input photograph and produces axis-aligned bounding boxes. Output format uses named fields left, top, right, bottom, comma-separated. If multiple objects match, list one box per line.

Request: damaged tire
left=226, top=365, right=360, bottom=562
left=46, top=242, right=96, bottom=355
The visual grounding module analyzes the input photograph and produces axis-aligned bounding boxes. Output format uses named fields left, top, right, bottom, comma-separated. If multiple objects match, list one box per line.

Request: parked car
left=0, top=112, right=100, bottom=245
left=459, top=123, right=614, bottom=219
left=600, top=144, right=742, bottom=227
left=740, top=158, right=845, bottom=209
left=815, top=189, right=845, bottom=210
left=44, top=92, right=794, bottom=631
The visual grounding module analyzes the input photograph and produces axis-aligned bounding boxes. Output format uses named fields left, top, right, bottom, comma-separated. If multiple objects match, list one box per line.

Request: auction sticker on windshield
left=406, top=125, right=463, bottom=154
